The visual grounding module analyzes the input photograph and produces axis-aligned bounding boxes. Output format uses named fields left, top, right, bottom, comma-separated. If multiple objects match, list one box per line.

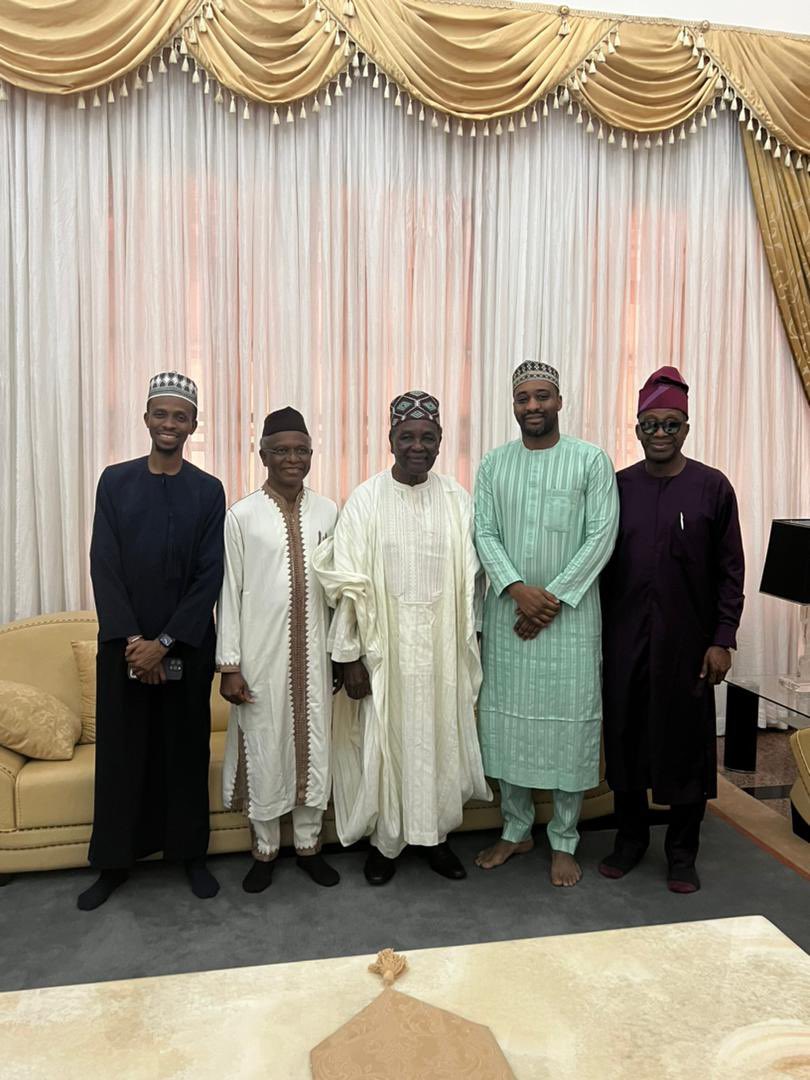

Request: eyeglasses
left=264, top=447, right=313, bottom=459
left=638, top=418, right=684, bottom=436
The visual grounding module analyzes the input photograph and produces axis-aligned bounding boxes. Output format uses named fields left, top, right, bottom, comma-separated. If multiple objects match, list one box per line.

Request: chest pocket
left=670, top=512, right=712, bottom=563
left=542, top=489, right=577, bottom=532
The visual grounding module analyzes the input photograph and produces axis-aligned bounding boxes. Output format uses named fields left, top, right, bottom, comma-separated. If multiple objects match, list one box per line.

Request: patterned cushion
left=70, top=639, right=97, bottom=743
left=0, top=680, right=81, bottom=760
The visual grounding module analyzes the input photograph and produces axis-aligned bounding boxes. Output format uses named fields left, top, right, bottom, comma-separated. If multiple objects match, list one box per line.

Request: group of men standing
left=78, top=362, right=744, bottom=911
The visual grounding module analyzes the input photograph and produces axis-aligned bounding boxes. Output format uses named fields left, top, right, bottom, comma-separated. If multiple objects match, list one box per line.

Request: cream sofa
left=0, top=612, right=614, bottom=875
left=790, top=728, right=810, bottom=842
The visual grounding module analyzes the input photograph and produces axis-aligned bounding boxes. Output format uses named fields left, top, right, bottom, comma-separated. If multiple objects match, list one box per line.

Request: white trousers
left=251, top=805, right=324, bottom=862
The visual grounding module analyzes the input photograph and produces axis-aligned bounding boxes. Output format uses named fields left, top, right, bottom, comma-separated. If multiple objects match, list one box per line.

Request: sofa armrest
left=0, top=745, right=26, bottom=831
left=790, top=729, right=810, bottom=793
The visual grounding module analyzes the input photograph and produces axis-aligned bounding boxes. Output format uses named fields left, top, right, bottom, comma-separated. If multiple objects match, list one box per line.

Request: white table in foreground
left=2, top=916, right=809, bottom=1079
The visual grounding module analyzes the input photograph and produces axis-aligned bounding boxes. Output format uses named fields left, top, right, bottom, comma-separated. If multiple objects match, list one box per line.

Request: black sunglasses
left=638, top=418, right=685, bottom=436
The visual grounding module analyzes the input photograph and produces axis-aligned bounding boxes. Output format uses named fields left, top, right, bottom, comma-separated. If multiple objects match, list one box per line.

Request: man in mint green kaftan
left=474, top=361, right=619, bottom=886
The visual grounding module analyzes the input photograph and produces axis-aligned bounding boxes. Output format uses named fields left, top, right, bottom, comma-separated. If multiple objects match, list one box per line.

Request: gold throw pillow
left=70, top=639, right=97, bottom=743
left=0, top=681, right=81, bottom=760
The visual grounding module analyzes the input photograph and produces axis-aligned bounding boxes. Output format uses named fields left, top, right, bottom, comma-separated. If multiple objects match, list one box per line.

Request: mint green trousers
left=500, top=781, right=584, bottom=855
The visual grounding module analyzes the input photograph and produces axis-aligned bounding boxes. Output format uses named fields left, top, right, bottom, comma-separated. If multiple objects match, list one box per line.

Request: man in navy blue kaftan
left=77, top=373, right=225, bottom=911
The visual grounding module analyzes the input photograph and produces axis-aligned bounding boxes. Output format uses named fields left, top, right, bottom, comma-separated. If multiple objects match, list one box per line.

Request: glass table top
left=726, top=675, right=810, bottom=724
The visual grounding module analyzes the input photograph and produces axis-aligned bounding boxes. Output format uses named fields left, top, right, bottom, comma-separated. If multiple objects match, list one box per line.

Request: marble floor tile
left=717, top=730, right=798, bottom=817
left=3, top=916, right=809, bottom=1080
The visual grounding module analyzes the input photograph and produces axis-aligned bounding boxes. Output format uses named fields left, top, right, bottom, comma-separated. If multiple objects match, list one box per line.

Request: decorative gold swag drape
left=743, top=130, right=810, bottom=404
left=2, top=0, right=809, bottom=398
left=3, top=1, right=808, bottom=149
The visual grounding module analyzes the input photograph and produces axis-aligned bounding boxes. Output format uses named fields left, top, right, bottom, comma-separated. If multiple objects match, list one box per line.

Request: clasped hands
left=507, top=582, right=561, bottom=641
left=125, top=638, right=168, bottom=684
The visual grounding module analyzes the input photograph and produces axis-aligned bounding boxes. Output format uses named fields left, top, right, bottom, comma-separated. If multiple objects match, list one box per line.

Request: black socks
left=185, top=857, right=220, bottom=899
left=242, top=859, right=274, bottom=893
left=296, top=853, right=340, bottom=887
left=77, top=869, right=129, bottom=911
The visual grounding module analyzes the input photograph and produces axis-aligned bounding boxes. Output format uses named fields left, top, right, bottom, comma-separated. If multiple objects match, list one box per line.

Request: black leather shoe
left=427, top=842, right=467, bottom=880
left=364, top=848, right=397, bottom=886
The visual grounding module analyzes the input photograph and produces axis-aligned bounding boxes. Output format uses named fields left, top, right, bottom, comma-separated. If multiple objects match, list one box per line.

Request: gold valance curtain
left=2, top=2, right=809, bottom=151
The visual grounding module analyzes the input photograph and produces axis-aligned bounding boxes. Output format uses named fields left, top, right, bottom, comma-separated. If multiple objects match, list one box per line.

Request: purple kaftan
left=600, top=458, right=745, bottom=804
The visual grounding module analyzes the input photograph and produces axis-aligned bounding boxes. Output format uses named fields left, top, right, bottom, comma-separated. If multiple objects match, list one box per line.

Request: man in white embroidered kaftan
left=314, top=391, right=490, bottom=886
left=216, top=408, right=341, bottom=893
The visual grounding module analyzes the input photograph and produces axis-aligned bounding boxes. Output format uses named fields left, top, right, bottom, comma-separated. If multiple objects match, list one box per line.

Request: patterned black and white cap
left=512, top=359, right=560, bottom=393
left=147, top=371, right=198, bottom=409
left=390, top=390, right=441, bottom=429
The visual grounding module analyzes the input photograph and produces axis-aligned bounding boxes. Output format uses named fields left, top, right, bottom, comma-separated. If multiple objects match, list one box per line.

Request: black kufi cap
left=262, top=407, right=309, bottom=438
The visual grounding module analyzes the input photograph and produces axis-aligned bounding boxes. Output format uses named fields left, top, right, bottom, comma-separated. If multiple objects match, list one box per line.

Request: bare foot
left=474, top=837, right=534, bottom=869
left=550, top=851, right=582, bottom=887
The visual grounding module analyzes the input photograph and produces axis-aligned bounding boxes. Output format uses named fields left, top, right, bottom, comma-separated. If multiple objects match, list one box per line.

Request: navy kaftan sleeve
left=90, top=469, right=141, bottom=642
left=712, top=477, right=745, bottom=649
left=162, top=479, right=226, bottom=648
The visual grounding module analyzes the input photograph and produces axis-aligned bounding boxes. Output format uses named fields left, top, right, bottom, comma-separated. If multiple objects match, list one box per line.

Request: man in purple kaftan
left=599, top=367, right=744, bottom=893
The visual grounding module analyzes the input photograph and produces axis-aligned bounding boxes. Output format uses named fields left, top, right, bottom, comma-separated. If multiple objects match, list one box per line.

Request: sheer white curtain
left=2, top=70, right=808, bottom=681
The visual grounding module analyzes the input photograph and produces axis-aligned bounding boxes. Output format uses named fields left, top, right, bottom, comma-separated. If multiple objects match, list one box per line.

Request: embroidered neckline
left=262, top=481, right=306, bottom=513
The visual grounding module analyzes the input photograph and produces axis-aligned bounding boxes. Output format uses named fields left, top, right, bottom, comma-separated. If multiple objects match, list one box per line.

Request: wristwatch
left=158, top=633, right=175, bottom=650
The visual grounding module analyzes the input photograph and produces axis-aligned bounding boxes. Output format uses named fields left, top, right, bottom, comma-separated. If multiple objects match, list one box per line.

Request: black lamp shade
left=759, top=519, right=810, bottom=604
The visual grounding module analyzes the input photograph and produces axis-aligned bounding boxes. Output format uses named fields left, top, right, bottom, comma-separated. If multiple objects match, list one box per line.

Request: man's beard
left=519, top=414, right=557, bottom=437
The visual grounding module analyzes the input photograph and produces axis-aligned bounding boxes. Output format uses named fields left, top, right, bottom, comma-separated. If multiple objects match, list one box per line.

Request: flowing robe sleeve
left=711, top=478, right=745, bottom=649
left=546, top=449, right=620, bottom=608
left=325, top=491, right=370, bottom=663
left=473, top=453, right=522, bottom=596
left=162, top=480, right=226, bottom=647
left=90, top=469, right=141, bottom=642
left=216, top=509, right=244, bottom=671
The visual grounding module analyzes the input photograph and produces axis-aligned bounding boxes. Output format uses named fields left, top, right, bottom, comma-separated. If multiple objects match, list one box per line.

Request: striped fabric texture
left=474, top=437, right=619, bottom=791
